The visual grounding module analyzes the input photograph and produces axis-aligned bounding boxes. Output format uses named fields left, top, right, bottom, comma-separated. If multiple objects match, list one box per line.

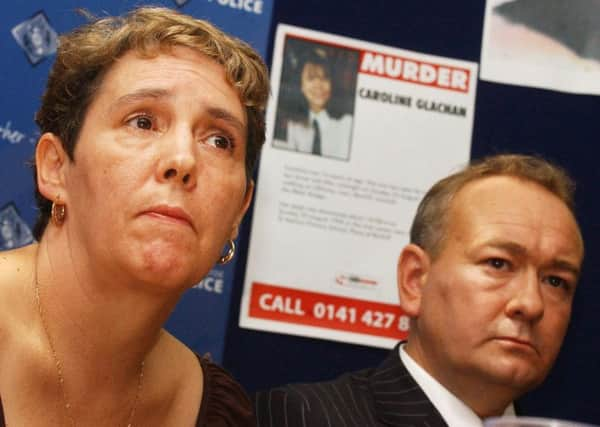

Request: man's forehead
left=446, top=175, right=583, bottom=257
left=451, top=175, right=569, bottom=215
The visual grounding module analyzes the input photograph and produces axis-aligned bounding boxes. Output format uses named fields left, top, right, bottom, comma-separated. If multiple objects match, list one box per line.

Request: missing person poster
left=240, top=25, right=478, bottom=348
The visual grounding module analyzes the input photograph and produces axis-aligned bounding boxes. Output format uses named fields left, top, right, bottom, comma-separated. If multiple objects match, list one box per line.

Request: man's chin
left=485, top=359, right=547, bottom=393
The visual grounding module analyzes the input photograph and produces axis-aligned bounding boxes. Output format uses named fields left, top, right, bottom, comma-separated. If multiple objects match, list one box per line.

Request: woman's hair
left=32, top=6, right=269, bottom=240
left=410, top=153, right=579, bottom=259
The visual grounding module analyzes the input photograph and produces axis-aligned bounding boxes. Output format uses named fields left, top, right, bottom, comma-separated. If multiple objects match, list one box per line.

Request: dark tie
left=312, top=119, right=321, bottom=155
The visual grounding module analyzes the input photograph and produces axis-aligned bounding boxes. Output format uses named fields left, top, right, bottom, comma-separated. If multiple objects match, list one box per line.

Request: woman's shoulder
left=0, top=245, right=37, bottom=347
left=197, top=356, right=255, bottom=427
left=0, top=244, right=36, bottom=303
left=0, top=244, right=36, bottom=297
left=0, top=244, right=36, bottom=274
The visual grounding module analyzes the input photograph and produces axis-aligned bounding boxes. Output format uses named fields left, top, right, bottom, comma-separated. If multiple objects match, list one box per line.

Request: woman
left=284, top=47, right=353, bottom=160
left=0, top=6, right=268, bottom=426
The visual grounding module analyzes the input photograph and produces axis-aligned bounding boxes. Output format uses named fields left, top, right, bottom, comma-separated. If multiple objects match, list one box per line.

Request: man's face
left=407, top=176, right=583, bottom=397
left=301, top=62, right=331, bottom=113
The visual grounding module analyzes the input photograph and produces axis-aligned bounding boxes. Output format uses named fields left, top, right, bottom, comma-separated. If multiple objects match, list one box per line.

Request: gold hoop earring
left=51, top=196, right=66, bottom=226
left=218, top=239, right=236, bottom=265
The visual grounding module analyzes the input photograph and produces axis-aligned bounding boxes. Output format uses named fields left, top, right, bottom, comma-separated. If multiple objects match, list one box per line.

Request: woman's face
left=300, top=62, right=331, bottom=113
left=57, top=46, right=252, bottom=290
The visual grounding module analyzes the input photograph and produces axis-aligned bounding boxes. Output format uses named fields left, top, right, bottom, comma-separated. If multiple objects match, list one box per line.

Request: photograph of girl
left=272, top=37, right=359, bottom=161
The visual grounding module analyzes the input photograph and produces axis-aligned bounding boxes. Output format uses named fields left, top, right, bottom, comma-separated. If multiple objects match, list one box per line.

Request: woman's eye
left=127, top=115, right=154, bottom=130
left=207, top=134, right=233, bottom=150
left=486, top=258, right=509, bottom=270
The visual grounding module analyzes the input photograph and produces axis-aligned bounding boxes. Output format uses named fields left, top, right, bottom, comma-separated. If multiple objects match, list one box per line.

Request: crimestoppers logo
left=335, top=273, right=379, bottom=290
left=0, top=203, right=34, bottom=250
left=11, top=11, right=58, bottom=66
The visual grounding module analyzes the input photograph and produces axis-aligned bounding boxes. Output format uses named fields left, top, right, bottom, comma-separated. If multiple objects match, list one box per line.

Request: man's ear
left=36, top=132, right=69, bottom=202
left=230, top=180, right=254, bottom=240
left=397, top=243, right=430, bottom=317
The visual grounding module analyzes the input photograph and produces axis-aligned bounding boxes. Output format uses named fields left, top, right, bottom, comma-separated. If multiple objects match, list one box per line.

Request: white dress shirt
left=399, top=344, right=515, bottom=427
left=283, top=110, right=353, bottom=160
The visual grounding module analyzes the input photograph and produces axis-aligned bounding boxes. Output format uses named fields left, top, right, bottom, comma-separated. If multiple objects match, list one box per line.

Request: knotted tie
left=312, top=119, right=321, bottom=155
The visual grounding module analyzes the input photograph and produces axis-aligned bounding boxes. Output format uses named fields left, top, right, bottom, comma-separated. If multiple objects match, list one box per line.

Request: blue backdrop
left=0, top=0, right=274, bottom=363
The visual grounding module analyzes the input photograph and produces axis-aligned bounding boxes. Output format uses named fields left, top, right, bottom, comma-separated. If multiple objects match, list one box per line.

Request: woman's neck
left=32, top=236, right=175, bottom=384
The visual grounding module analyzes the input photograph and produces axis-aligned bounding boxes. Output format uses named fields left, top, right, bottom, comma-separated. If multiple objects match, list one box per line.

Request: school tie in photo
left=312, top=119, right=321, bottom=155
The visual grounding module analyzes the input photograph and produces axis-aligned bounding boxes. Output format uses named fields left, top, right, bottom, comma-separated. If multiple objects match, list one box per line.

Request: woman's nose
left=156, top=130, right=197, bottom=189
left=163, top=167, right=192, bottom=185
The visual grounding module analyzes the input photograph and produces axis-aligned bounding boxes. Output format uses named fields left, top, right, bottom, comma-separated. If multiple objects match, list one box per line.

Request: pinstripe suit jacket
left=254, top=343, right=448, bottom=427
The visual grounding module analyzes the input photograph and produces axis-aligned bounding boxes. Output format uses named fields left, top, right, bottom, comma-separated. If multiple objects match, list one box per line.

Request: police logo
left=173, top=0, right=191, bottom=7
left=11, top=11, right=58, bottom=66
left=0, top=203, right=34, bottom=250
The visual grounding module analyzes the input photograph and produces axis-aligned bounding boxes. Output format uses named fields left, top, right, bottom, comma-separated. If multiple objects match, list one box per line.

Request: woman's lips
left=140, top=205, right=195, bottom=231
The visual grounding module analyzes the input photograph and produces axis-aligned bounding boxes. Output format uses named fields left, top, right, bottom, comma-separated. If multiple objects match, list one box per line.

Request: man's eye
left=207, top=134, right=233, bottom=150
left=546, top=276, right=570, bottom=289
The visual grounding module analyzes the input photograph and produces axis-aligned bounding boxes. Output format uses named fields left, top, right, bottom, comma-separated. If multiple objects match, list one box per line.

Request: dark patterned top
left=0, top=355, right=255, bottom=427
left=197, top=355, right=256, bottom=426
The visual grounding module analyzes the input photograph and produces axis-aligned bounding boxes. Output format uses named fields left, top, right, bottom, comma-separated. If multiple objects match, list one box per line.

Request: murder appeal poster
left=240, top=24, right=478, bottom=348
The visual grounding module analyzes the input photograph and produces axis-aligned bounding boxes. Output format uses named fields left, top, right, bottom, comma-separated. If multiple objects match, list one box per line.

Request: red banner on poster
left=249, top=282, right=410, bottom=340
left=359, top=50, right=471, bottom=93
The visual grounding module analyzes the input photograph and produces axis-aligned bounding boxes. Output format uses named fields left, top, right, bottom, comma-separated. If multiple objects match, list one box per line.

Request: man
left=255, top=154, right=584, bottom=427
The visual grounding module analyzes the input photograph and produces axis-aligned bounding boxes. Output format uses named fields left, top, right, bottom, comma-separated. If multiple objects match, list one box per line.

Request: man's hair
left=410, top=154, right=577, bottom=258
left=32, top=6, right=269, bottom=239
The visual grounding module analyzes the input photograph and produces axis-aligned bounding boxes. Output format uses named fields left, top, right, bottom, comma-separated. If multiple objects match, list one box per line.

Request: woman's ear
left=230, top=180, right=254, bottom=240
left=397, top=243, right=431, bottom=318
left=35, top=133, right=69, bottom=202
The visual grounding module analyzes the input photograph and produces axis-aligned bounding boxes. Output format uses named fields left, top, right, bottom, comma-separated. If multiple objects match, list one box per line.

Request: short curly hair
left=32, top=6, right=269, bottom=239
left=410, top=153, right=579, bottom=259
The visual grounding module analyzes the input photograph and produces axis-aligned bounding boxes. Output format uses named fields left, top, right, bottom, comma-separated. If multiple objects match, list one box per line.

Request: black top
left=0, top=355, right=255, bottom=426
left=196, top=355, right=256, bottom=426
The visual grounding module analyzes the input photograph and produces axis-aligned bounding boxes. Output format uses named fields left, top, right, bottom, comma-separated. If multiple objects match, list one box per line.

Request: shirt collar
left=399, top=344, right=515, bottom=427
left=309, top=109, right=329, bottom=124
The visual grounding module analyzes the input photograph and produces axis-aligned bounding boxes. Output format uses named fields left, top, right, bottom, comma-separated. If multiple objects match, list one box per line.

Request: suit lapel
left=369, top=343, right=448, bottom=427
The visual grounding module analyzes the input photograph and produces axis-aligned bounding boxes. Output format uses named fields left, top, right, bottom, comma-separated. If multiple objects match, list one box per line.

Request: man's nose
left=156, top=128, right=197, bottom=190
left=505, top=269, right=545, bottom=322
